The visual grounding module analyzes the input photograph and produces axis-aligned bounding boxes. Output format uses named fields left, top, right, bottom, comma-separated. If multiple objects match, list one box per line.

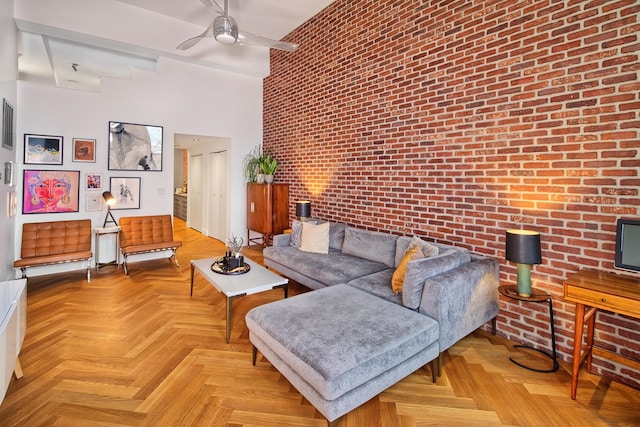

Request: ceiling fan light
left=214, top=15, right=238, bottom=44
left=215, top=33, right=237, bottom=44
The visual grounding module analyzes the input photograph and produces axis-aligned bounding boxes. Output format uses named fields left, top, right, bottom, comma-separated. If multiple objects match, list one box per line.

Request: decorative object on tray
left=211, top=257, right=250, bottom=275
left=226, top=235, right=243, bottom=256
left=210, top=235, right=247, bottom=274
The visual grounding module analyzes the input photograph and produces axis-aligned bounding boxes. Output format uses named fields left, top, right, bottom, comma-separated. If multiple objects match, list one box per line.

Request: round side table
left=498, top=285, right=559, bottom=373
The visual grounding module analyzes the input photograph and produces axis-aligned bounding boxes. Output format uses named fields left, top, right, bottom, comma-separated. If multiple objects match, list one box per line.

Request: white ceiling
left=16, top=0, right=335, bottom=92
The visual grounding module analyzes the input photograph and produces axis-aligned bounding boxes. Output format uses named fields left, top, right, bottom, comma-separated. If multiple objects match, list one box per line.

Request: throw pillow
left=407, top=235, right=439, bottom=258
left=299, top=221, right=330, bottom=254
left=290, top=219, right=317, bottom=248
left=391, top=245, right=424, bottom=294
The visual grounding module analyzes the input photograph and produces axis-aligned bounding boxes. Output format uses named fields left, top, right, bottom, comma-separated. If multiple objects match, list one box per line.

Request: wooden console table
left=563, top=269, right=640, bottom=399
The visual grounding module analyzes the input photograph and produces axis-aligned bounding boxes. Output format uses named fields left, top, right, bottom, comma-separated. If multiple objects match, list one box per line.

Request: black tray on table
left=210, top=257, right=250, bottom=275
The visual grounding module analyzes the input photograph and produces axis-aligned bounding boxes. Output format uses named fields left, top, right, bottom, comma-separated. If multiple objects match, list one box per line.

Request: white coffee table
left=190, top=257, right=288, bottom=343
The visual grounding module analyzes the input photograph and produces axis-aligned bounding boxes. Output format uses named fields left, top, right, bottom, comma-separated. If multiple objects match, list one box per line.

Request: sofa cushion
left=342, top=227, right=398, bottom=268
left=246, top=284, right=439, bottom=401
left=299, top=222, right=330, bottom=254
left=329, top=222, right=347, bottom=250
left=263, top=246, right=390, bottom=287
left=395, top=236, right=468, bottom=267
left=290, top=219, right=317, bottom=248
left=406, top=236, right=439, bottom=258
left=347, top=270, right=402, bottom=305
left=402, top=249, right=471, bottom=310
left=391, top=245, right=424, bottom=294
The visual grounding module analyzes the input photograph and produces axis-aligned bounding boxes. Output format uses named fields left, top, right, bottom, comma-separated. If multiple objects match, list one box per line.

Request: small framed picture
left=85, top=173, right=103, bottom=191
left=72, top=138, right=96, bottom=162
left=23, top=169, right=80, bottom=214
left=85, top=194, right=103, bottom=211
left=24, top=134, right=63, bottom=165
left=109, top=176, right=141, bottom=210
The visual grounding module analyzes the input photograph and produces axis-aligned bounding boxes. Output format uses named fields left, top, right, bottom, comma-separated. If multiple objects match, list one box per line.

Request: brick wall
left=264, top=0, right=640, bottom=388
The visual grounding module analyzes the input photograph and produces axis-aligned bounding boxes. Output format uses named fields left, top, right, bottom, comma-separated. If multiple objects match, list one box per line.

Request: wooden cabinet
left=174, top=194, right=187, bottom=221
left=247, top=183, right=289, bottom=246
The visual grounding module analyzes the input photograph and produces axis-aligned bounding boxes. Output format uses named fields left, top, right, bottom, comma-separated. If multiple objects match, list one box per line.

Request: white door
left=208, top=150, right=227, bottom=240
left=189, top=154, right=204, bottom=232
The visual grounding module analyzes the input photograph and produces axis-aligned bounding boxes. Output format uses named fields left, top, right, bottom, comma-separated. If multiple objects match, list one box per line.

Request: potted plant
left=243, top=145, right=262, bottom=183
left=259, top=149, right=278, bottom=184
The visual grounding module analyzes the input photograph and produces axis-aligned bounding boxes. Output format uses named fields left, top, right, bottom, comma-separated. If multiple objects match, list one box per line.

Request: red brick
left=265, top=0, right=640, bottom=390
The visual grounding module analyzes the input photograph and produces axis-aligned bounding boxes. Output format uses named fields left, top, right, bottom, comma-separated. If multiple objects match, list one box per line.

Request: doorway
left=208, top=150, right=227, bottom=241
left=176, top=133, right=229, bottom=241
left=189, top=153, right=204, bottom=232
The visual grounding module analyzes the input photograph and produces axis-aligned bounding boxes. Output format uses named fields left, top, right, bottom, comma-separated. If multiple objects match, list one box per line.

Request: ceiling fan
left=176, top=0, right=299, bottom=52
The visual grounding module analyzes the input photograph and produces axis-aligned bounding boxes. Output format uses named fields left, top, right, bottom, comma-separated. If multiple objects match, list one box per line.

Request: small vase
left=264, top=174, right=274, bottom=184
left=256, top=174, right=265, bottom=183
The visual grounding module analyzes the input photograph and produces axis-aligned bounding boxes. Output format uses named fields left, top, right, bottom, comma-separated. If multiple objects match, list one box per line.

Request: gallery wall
left=15, top=57, right=263, bottom=274
left=264, top=0, right=640, bottom=388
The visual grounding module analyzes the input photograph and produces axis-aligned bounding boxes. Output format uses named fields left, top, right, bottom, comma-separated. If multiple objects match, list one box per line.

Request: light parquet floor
left=1, top=219, right=639, bottom=426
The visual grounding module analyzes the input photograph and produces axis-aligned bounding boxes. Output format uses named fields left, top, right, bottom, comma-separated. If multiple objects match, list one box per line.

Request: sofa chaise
left=246, top=221, right=500, bottom=425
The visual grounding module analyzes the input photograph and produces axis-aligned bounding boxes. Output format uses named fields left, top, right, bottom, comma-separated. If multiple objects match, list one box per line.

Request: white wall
left=0, top=0, right=18, bottom=280
left=15, top=57, right=263, bottom=274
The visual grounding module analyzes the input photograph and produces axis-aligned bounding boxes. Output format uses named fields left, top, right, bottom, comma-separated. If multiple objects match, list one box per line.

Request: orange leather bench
left=119, top=215, right=182, bottom=276
left=14, top=220, right=92, bottom=282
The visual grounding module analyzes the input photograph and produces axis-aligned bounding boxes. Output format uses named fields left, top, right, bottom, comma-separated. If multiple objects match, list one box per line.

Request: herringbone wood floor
left=1, top=219, right=639, bottom=426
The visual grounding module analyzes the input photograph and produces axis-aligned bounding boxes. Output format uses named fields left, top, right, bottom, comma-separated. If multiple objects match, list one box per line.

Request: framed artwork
left=85, top=194, right=103, bottom=211
left=24, top=134, right=63, bottom=165
left=85, top=173, right=103, bottom=191
left=108, top=121, right=163, bottom=171
left=109, top=176, right=141, bottom=210
left=7, top=191, right=16, bottom=217
left=4, top=161, right=14, bottom=186
left=22, top=170, right=80, bottom=214
left=2, top=98, right=14, bottom=150
left=72, top=138, right=96, bottom=162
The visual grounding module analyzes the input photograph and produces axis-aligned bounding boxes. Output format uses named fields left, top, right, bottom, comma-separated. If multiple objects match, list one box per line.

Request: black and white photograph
left=108, top=121, right=163, bottom=171
left=109, top=176, right=141, bottom=210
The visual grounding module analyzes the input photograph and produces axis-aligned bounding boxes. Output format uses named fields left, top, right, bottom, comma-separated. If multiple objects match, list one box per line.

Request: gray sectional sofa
left=247, top=221, right=500, bottom=425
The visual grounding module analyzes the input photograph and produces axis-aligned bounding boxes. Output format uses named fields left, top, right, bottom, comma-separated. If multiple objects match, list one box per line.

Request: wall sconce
left=505, top=229, right=542, bottom=297
left=102, top=191, right=118, bottom=227
left=296, top=200, right=311, bottom=221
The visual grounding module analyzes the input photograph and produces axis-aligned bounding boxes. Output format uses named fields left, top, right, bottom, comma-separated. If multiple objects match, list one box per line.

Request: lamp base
left=516, top=263, right=532, bottom=297
left=103, top=208, right=118, bottom=228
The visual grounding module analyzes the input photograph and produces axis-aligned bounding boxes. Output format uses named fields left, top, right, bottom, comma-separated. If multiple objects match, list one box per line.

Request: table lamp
left=296, top=200, right=311, bottom=222
left=102, top=191, right=118, bottom=227
left=505, top=229, right=542, bottom=297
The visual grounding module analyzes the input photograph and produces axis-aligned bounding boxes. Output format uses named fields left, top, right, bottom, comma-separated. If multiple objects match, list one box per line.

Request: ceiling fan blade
left=176, top=21, right=214, bottom=50
left=200, top=0, right=225, bottom=15
left=237, top=31, right=299, bottom=52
